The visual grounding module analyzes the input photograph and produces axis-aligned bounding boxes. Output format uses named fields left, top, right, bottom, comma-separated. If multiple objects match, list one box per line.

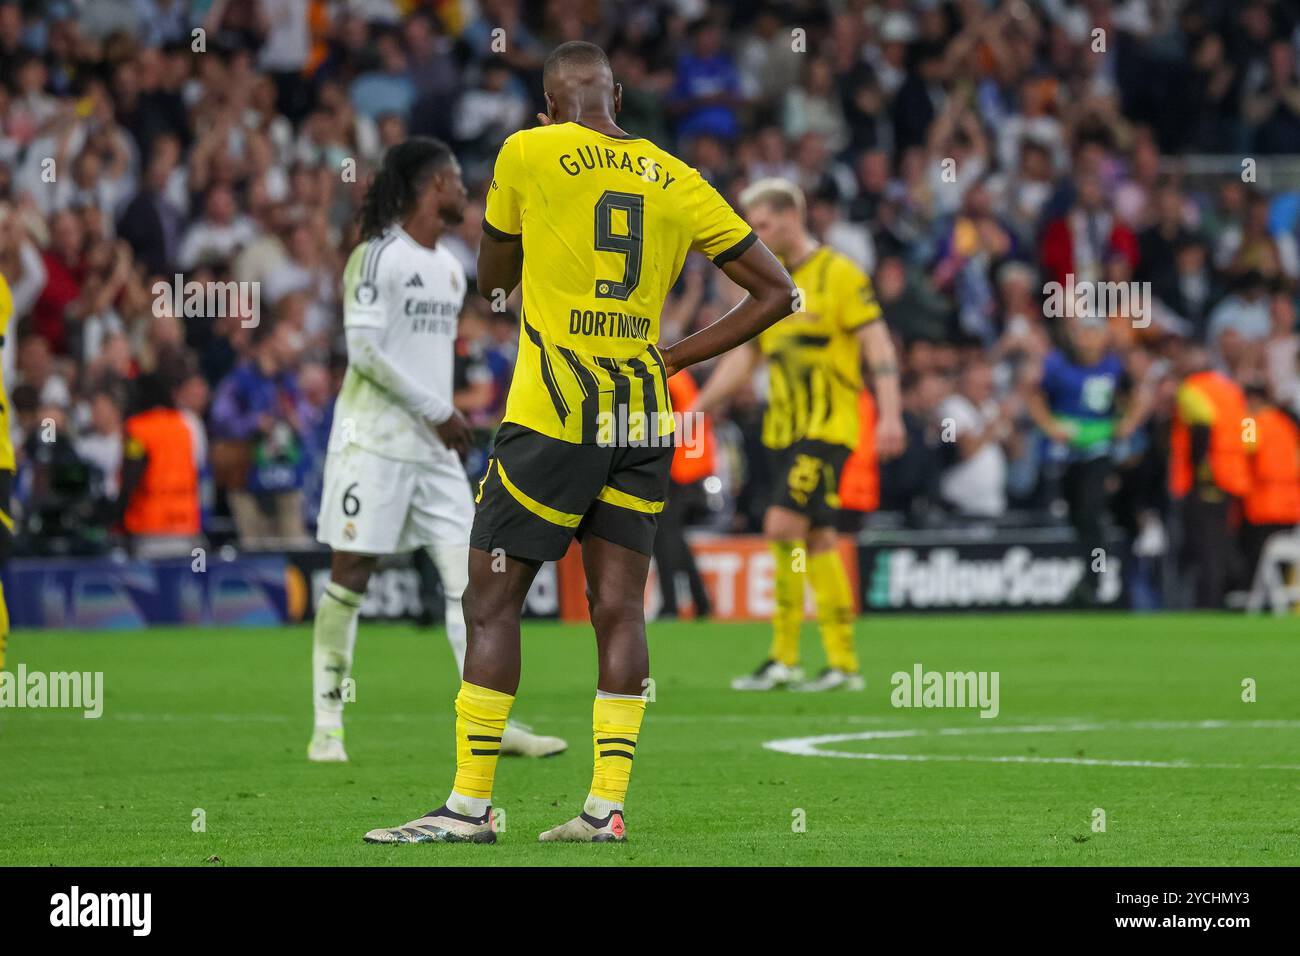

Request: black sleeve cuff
left=482, top=218, right=521, bottom=242
left=711, top=230, right=757, bottom=266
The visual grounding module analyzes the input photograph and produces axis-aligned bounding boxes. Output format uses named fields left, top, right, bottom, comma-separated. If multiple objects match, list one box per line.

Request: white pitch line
left=11, top=712, right=902, bottom=726
left=762, top=720, right=1300, bottom=771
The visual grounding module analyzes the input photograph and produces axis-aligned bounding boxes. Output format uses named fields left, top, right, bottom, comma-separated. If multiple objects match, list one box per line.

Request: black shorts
left=470, top=423, right=674, bottom=562
left=768, top=439, right=851, bottom=530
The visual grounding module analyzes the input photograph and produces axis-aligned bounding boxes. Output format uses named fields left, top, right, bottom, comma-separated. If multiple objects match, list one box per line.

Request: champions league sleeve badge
left=355, top=281, right=378, bottom=306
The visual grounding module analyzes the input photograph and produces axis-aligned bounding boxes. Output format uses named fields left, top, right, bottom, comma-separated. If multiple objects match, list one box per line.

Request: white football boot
left=307, top=727, right=348, bottom=762
left=793, top=668, right=865, bottom=692
left=501, top=720, right=567, bottom=757
left=364, top=806, right=496, bottom=844
left=538, top=809, right=626, bottom=843
left=731, top=659, right=805, bottom=691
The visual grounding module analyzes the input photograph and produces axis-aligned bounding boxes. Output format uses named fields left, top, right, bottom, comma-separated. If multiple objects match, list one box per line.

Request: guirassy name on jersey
left=557, top=146, right=679, bottom=190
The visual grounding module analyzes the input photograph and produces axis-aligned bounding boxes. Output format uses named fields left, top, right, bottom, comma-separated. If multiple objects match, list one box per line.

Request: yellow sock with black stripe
left=809, top=548, right=858, bottom=673
left=448, top=681, right=514, bottom=817
left=586, top=691, right=646, bottom=815
left=768, top=540, right=804, bottom=667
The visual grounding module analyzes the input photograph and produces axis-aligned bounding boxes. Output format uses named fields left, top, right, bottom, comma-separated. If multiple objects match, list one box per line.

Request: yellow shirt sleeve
left=0, top=273, right=11, bottom=339
left=0, top=276, right=12, bottom=472
left=483, top=133, right=526, bottom=239
left=689, top=175, right=754, bottom=264
left=831, top=257, right=882, bottom=331
left=1176, top=381, right=1216, bottom=426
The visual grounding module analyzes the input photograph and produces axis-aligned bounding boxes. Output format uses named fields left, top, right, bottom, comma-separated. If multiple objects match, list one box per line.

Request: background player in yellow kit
left=0, top=273, right=13, bottom=670
left=694, top=178, right=904, bottom=692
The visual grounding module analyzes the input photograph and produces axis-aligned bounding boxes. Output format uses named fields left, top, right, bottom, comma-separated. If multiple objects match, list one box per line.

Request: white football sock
left=446, top=791, right=490, bottom=818
left=312, top=581, right=362, bottom=731
left=427, top=542, right=469, bottom=676
left=584, top=794, right=623, bottom=817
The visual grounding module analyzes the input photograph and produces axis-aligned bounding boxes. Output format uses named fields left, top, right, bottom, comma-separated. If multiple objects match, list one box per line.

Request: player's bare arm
left=858, top=320, right=906, bottom=460
left=659, top=240, right=795, bottom=377
left=476, top=231, right=523, bottom=305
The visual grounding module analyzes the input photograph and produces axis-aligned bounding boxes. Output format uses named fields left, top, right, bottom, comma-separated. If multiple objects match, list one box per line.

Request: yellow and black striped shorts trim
left=470, top=423, right=673, bottom=562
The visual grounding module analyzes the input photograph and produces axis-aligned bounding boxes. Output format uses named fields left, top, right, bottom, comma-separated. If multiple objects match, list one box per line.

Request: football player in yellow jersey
left=363, top=41, right=796, bottom=845
left=695, top=178, right=905, bottom=693
left=0, top=273, right=13, bottom=670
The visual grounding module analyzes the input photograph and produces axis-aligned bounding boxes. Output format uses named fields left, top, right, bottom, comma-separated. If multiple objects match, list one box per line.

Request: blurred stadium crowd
left=2, top=0, right=1300, bottom=608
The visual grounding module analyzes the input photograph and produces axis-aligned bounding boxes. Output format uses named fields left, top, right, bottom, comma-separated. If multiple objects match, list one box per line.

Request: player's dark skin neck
left=549, top=90, right=630, bottom=139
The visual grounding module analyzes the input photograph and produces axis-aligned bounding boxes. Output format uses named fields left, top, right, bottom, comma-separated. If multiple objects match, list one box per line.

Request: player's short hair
left=739, top=178, right=806, bottom=217
left=543, top=41, right=610, bottom=87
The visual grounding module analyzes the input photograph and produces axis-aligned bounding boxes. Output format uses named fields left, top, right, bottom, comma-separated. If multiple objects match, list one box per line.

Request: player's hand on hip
left=876, top=414, right=907, bottom=461
left=433, top=411, right=473, bottom=459
left=658, top=345, right=679, bottom=379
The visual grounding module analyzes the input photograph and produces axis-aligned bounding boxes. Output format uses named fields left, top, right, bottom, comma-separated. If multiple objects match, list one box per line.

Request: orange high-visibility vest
left=123, top=407, right=200, bottom=535
left=668, top=370, right=716, bottom=485
left=839, top=389, right=879, bottom=512
left=1245, top=407, right=1300, bottom=525
left=1170, top=370, right=1251, bottom=498
left=305, top=1, right=332, bottom=74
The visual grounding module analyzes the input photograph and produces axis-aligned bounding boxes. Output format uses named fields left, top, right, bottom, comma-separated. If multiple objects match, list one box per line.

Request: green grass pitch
left=1, top=614, right=1298, bottom=866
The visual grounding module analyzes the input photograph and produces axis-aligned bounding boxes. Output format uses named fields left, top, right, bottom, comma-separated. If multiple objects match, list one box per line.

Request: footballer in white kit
left=308, top=137, right=565, bottom=762
left=316, top=227, right=474, bottom=556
